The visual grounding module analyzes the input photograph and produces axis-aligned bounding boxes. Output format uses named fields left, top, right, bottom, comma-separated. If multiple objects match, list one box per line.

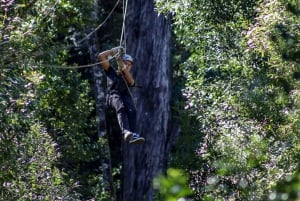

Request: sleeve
left=105, top=66, right=119, bottom=82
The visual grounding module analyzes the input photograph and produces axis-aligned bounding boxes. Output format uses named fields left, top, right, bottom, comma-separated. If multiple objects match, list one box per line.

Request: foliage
left=270, top=165, right=300, bottom=201
left=156, top=0, right=300, bottom=200
left=0, top=0, right=107, bottom=200
left=154, top=168, right=192, bottom=201
left=1, top=0, right=298, bottom=200
left=0, top=65, right=81, bottom=200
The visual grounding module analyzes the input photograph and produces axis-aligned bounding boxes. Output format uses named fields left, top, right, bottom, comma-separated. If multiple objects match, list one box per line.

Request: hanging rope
left=120, top=0, right=129, bottom=50
left=43, top=55, right=118, bottom=69
left=118, top=0, right=138, bottom=109
left=45, top=0, right=130, bottom=70
left=45, top=0, right=122, bottom=69
left=77, top=0, right=121, bottom=45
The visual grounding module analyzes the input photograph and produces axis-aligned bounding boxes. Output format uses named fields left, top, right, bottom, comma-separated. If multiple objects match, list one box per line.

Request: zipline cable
left=120, top=0, right=128, bottom=50
left=118, top=0, right=137, bottom=109
left=26, top=0, right=120, bottom=69
left=44, top=54, right=119, bottom=69
left=55, top=0, right=121, bottom=52
left=46, top=0, right=130, bottom=72
left=44, top=0, right=121, bottom=69
left=45, top=0, right=129, bottom=70
left=77, top=0, right=121, bottom=45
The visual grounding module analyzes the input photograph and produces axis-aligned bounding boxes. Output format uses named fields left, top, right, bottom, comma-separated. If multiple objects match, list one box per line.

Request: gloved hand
left=116, top=58, right=124, bottom=72
left=111, top=46, right=125, bottom=55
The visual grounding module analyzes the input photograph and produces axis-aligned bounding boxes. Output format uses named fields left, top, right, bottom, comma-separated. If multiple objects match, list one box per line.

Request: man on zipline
left=98, top=47, right=145, bottom=144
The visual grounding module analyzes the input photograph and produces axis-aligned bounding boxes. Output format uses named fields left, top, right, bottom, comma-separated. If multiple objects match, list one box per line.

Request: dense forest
left=0, top=0, right=299, bottom=201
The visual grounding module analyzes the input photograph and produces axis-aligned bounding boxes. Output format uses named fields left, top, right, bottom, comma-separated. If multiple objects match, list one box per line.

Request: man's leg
left=122, top=94, right=137, bottom=133
left=108, top=94, right=131, bottom=137
left=122, top=95, right=145, bottom=144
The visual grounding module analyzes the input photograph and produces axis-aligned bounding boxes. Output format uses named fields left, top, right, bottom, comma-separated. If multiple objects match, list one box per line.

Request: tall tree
left=120, top=0, right=173, bottom=200
left=87, top=28, right=116, bottom=201
left=156, top=0, right=300, bottom=200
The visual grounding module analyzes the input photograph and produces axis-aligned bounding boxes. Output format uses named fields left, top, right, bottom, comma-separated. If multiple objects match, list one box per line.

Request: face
left=123, top=60, right=133, bottom=70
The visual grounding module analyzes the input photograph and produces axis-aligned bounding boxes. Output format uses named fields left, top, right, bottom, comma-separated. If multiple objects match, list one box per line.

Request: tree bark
left=87, top=23, right=116, bottom=201
left=88, top=36, right=117, bottom=200
left=121, top=1, right=172, bottom=200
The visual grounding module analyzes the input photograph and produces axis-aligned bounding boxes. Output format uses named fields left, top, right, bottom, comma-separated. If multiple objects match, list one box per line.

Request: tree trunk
left=88, top=27, right=116, bottom=201
left=122, top=1, right=173, bottom=200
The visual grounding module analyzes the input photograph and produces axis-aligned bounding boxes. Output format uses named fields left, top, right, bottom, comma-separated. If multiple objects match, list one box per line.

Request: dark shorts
left=106, top=93, right=135, bottom=113
left=106, top=93, right=137, bottom=133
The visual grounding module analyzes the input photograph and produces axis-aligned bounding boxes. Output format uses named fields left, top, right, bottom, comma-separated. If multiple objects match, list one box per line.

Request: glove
left=111, top=46, right=125, bottom=55
left=116, top=58, right=124, bottom=72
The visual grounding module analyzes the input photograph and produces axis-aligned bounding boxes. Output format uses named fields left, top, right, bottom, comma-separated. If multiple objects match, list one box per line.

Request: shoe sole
left=129, top=138, right=145, bottom=144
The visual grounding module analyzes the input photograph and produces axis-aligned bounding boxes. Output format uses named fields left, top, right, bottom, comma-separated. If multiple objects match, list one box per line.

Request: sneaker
left=124, top=131, right=133, bottom=142
left=129, top=133, right=145, bottom=144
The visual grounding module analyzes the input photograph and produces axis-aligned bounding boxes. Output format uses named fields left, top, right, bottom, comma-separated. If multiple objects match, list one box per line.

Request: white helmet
left=122, top=54, right=134, bottom=63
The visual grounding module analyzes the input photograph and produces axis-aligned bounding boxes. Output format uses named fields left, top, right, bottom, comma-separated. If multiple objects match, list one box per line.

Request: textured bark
left=121, top=1, right=172, bottom=200
left=88, top=24, right=116, bottom=201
